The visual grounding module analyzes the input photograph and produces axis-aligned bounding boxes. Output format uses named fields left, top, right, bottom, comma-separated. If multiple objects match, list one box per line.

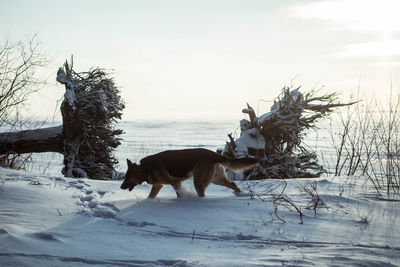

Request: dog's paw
left=233, top=191, right=250, bottom=197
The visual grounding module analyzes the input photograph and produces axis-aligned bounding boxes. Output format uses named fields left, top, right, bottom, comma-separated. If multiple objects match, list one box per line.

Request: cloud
left=289, top=0, right=400, bottom=33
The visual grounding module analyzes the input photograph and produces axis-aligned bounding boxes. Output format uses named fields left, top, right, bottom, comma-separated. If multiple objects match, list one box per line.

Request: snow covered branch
left=223, top=86, right=356, bottom=180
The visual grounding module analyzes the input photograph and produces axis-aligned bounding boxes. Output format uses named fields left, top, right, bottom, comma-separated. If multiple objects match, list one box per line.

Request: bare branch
left=0, top=34, right=49, bottom=127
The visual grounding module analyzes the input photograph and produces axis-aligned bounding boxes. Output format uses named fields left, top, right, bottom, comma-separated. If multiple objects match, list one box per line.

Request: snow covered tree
left=0, top=58, right=125, bottom=179
left=57, top=59, right=125, bottom=179
left=223, top=86, right=356, bottom=180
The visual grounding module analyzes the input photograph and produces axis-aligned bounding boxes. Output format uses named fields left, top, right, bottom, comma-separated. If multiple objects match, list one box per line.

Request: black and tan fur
left=120, top=148, right=257, bottom=198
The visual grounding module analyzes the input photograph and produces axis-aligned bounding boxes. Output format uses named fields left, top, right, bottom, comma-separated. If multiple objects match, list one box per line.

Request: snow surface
left=1, top=167, right=399, bottom=266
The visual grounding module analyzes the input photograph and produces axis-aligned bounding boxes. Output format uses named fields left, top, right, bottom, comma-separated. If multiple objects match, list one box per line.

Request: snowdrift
left=0, top=167, right=399, bottom=266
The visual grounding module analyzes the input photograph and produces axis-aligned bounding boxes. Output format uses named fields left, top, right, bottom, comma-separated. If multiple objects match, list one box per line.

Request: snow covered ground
left=1, top=167, right=399, bottom=266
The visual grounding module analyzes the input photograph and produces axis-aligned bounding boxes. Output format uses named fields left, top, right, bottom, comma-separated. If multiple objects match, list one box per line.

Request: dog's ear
left=127, top=159, right=139, bottom=170
left=127, top=159, right=134, bottom=167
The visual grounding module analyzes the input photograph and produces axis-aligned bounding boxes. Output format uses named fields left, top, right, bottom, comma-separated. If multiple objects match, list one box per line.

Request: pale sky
left=1, top=0, right=399, bottom=121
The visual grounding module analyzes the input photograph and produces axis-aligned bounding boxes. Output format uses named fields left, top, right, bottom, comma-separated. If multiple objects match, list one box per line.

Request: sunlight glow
left=290, top=0, right=400, bottom=36
left=336, top=40, right=400, bottom=58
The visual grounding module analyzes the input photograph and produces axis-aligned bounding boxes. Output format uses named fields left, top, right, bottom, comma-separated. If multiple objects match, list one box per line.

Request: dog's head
left=120, top=159, right=143, bottom=191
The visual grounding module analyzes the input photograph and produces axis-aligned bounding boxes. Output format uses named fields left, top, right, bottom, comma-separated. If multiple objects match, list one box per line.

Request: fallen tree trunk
left=57, top=63, right=83, bottom=177
left=0, top=126, right=63, bottom=154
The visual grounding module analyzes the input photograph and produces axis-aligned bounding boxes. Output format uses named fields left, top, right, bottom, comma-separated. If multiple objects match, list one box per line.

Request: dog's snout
left=120, top=180, right=135, bottom=191
left=120, top=182, right=127, bottom=190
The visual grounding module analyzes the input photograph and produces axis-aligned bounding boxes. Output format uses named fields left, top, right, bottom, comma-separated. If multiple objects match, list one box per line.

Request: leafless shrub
left=328, top=89, right=400, bottom=195
left=244, top=179, right=305, bottom=224
left=298, top=181, right=326, bottom=218
left=0, top=34, right=49, bottom=169
left=0, top=34, right=49, bottom=127
left=273, top=194, right=304, bottom=224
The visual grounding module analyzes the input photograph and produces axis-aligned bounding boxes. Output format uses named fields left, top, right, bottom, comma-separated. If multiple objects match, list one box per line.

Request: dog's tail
left=216, top=155, right=258, bottom=172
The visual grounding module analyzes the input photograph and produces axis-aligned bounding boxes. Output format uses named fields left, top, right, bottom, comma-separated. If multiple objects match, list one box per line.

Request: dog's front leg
left=148, top=184, right=163, bottom=198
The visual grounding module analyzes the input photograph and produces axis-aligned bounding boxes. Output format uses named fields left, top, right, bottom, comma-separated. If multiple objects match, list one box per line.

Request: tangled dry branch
left=223, top=86, right=357, bottom=180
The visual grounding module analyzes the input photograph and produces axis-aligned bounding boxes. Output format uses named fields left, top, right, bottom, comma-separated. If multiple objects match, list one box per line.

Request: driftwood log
left=0, top=126, right=63, bottom=154
left=223, top=87, right=357, bottom=180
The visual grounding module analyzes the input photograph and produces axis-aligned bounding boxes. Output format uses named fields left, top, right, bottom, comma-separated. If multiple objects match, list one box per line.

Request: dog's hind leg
left=171, top=182, right=182, bottom=198
left=193, top=163, right=216, bottom=197
left=148, top=184, right=163, bottom=198
left=211, top=165, right=241, bottom=193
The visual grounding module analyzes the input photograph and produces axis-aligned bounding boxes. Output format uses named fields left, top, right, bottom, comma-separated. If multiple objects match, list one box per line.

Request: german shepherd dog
left=120, top=148, right=257, bottom=198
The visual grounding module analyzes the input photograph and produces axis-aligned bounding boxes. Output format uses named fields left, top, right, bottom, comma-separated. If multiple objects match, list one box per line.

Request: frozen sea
left=24, top=120, right=333, bottom=177
left=25, top=120, right=241, bottom=176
